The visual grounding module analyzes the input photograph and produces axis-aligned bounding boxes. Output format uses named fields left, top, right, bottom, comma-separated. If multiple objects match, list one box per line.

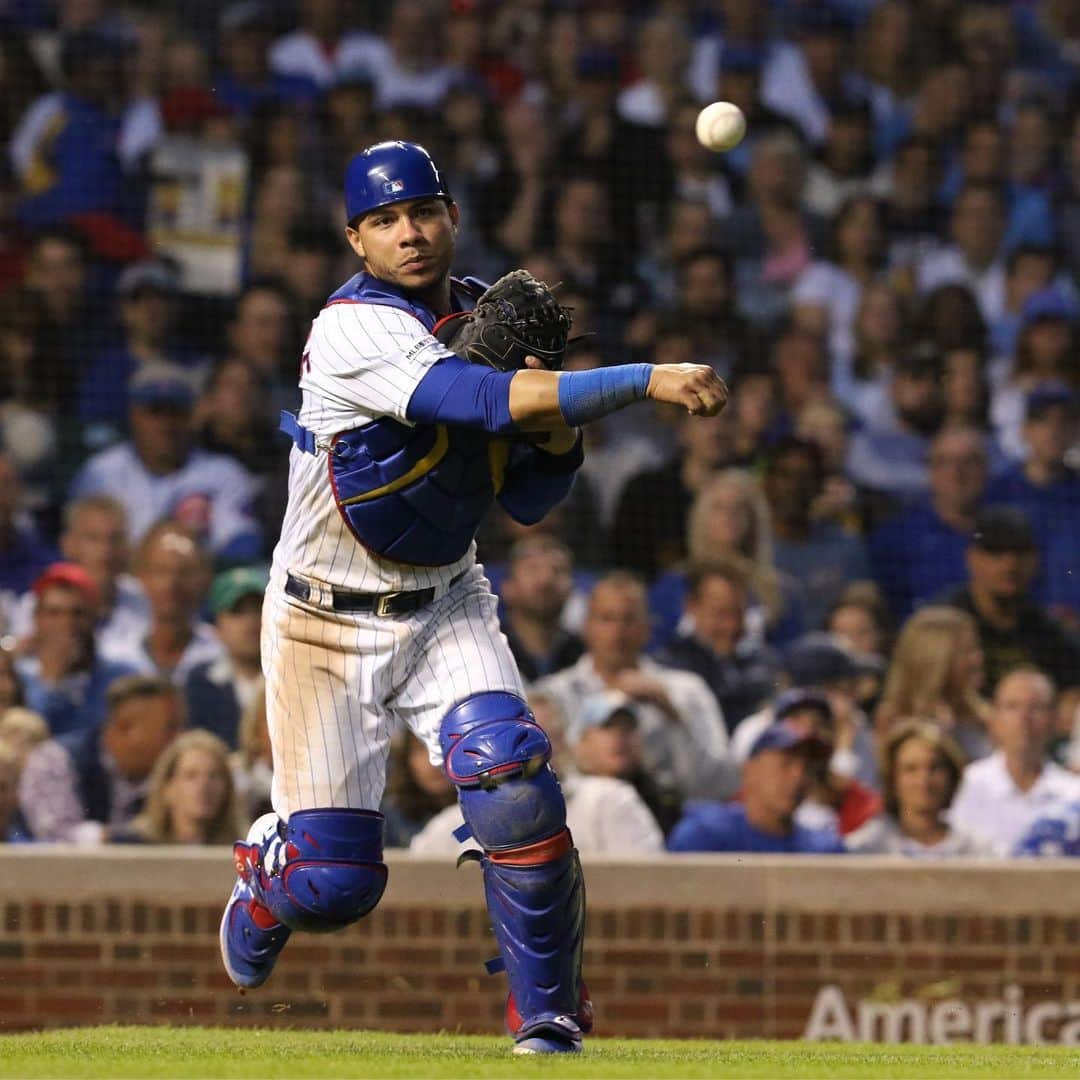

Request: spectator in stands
left=212, top=2, right=319, bottom=119
left=917, top=181, right=1008, bottom=326
left=657, top=559, right=780, bottom=732
left=669, top=247, right=743, bottom=377
left=11, top=495, right=148, bottom=658
left=826, top=583, right=891, bottom=713
left=78, top=259, right=200, bottom=438
left=941, top=345, right=991, bottom=433
left=986, top=382, right=1080, bottom=625
left=18, top=674, right=182, bottom=843
left=881, top=136, right=944, bottom=273
left=617, top=14, right=691, bottom=129
left=223, top=279, right=297, bottom=405
left=724, top=129, right=823, bottom=328
left=667, top=712, right=844, bottom=853
left=990, top=289, right=1078, bottom=461
left=612, top=409, right=732, bottom=580
left=499, top=538, right=583, bottom=683
left=410, top=691, right=666, bottom=856
left=381, top=729, right=457, bottom=849
left=803, top=107, right=877, bottom=220
left=792, top=195, right=885, bottom=365
left=991, top=246, right=1060, bottom=361
left=14, top=29, right=133, bottom=234
left=534, top=572, right=736, bottom=802
left=846, top=720, right=993, bottom=856
left=16, top=563, right=136, bottom=736
left=869, top=426, right=989, bottom=620
left=763, top=437, right=871, bottom=631
left=950, top=667, right=1080, bottom=856
left=943, top=507, right=1080, bottom=692
left=230, top=684, right=272, bottom=823
left=733, top=634, right=878, bottom=789
left=846, top=344, right=946, bottom=500
left=561, top=690, right=669, bottom=844
left=104, top=522, right=218, bottom=686
left=117, top=730, right=240, bottom=844
left=769, top=327, right=831, bottom=432
left=875, top=605, right=992, bottom=761
left=0, top=453, right=59, bottom=610
left=70, top=363, right=263, bottom=561
left=651, top=468, right=804, bottom=649
left=184, top=566, right=266, bottom=749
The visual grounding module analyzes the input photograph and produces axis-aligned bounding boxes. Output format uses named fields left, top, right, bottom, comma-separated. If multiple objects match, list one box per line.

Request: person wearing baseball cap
left=183, top=566, right=269, bottom=749
left=15, top=563, right=138, bottom=736
left=940, top=507, right=1080, bottom=692
left=985, top=379, right=1080, bottom=622
left=667, top=706, right=845, bottom=854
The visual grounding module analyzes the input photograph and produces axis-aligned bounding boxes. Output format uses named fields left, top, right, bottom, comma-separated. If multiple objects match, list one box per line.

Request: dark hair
left=764, top=435, right=826, bottom=483
left=828, top=195, right=885, bottom=266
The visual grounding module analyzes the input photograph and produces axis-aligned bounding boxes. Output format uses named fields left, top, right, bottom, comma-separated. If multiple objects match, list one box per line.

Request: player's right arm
left=408, top=357, right=727, bottom=433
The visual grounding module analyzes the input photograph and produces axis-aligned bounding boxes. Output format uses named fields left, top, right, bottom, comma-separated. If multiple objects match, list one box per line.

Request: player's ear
left=447, top=201, right=460, bottom=232
left=345, top=224, right=365, bottom=259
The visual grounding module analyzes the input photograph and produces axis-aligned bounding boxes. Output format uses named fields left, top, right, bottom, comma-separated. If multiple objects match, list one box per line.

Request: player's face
left=346, top=197, right=458, bottom=294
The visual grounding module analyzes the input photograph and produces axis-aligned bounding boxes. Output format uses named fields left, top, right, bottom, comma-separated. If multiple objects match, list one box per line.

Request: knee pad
left=260, top=808, right=388, bottom=933
left=440, top=692, right=566, bottom=851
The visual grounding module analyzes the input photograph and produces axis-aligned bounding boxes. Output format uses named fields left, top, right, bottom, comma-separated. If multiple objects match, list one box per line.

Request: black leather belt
left=285, top=571, right=463, bottom=616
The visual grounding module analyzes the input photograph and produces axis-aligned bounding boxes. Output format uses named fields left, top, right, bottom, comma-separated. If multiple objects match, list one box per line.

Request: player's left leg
left=221, top=584, right=396, bottom=990
left=394, top=570, right=590, bottom=1054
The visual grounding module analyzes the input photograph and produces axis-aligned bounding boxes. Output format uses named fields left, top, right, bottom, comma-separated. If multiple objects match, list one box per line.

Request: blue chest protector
left=296, top=272, right=515, bottom=567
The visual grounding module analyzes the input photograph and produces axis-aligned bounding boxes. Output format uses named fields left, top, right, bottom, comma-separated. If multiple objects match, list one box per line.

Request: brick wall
left=3, top=849, right=1080, bottom=1042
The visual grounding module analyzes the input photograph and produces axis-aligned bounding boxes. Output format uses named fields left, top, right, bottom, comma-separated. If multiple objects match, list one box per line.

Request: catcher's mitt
left=435, top=270, right=573, bottom=371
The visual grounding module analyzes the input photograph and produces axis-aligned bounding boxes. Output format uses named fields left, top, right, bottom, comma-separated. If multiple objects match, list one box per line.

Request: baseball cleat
left=512, top=1016, right=583, bottom=1055
left=219, top=842, right=291, bottom=990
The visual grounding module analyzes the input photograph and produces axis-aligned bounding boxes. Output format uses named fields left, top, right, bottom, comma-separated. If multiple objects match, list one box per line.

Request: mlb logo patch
left=383, top=179, right=406, bottom=195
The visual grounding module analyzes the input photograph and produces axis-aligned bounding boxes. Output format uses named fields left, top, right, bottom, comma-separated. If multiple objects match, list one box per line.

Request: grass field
left=0, top=1027, right=1078, bottom=1079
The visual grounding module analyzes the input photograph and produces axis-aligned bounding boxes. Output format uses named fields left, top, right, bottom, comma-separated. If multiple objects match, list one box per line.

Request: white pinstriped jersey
left=272, top=300, right=474, bottom=593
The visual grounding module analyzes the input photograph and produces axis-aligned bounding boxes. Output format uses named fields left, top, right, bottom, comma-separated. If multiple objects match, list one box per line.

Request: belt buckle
left=373, top=592, right=399, bottom=618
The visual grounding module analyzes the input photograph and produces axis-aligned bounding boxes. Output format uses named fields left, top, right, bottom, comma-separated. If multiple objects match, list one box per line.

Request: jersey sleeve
left=301, top=302, right=457, bottom=422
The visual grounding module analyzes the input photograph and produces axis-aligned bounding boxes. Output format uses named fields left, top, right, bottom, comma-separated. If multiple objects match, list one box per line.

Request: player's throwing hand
left=646, top=363, right=729, bottom=416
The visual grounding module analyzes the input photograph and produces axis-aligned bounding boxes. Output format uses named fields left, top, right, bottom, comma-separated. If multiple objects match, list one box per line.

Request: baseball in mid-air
left=695, top=101, right=747, bottom=152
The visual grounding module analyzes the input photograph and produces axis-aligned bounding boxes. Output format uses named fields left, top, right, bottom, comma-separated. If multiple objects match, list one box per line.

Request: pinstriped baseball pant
left=260, top=564, right=525, bottom=819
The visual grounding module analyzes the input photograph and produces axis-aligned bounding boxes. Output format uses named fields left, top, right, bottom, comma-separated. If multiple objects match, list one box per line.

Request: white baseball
left=695, top=101, right=746, bottom=152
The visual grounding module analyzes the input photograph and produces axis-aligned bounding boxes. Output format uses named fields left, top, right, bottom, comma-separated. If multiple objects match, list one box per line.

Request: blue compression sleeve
left=557, top=364, right=653, bottom=427
left=407, top=356, right=517, bottom=434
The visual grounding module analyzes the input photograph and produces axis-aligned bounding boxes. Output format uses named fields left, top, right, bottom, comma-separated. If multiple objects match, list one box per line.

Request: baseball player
left=219, top=140, right=727, bottom=1055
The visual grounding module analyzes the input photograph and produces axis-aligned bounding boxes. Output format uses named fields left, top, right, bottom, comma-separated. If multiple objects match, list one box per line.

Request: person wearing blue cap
left=667, top=703, right=845, bottom=854
left=986, top=377, right=1080, bottom=621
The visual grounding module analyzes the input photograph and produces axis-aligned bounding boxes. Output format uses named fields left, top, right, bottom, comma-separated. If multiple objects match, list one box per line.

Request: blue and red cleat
left=219, top=839, right=291, bottom=990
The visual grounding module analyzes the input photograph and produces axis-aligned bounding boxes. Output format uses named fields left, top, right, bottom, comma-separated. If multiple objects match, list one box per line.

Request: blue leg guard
left=252, top=808, right=388, bottom=933
left=441, top=692, right=589, bottom=1053
left=220, top=808, right=388, bottom=991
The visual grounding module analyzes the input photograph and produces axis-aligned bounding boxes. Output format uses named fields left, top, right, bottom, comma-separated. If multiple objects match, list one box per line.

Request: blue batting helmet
left=344, top=141, right=450, bottom=224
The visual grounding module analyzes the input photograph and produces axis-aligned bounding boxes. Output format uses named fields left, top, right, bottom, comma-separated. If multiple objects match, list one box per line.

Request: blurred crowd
left=1, top=0, right=1079, bottom=858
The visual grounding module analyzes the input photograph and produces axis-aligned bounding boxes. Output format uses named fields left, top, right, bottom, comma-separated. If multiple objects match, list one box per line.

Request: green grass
left=0, top=1027, right=1078, bottom=1079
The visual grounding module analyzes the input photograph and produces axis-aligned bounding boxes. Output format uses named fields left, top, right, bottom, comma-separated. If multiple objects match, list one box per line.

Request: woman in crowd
left=875, top=606, right=992, bottom=760
left=846, top=719, right=993, bottom=856
left=122, top=730, right=240, bottom=845
left=649, top=468, right=805, bottom=648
